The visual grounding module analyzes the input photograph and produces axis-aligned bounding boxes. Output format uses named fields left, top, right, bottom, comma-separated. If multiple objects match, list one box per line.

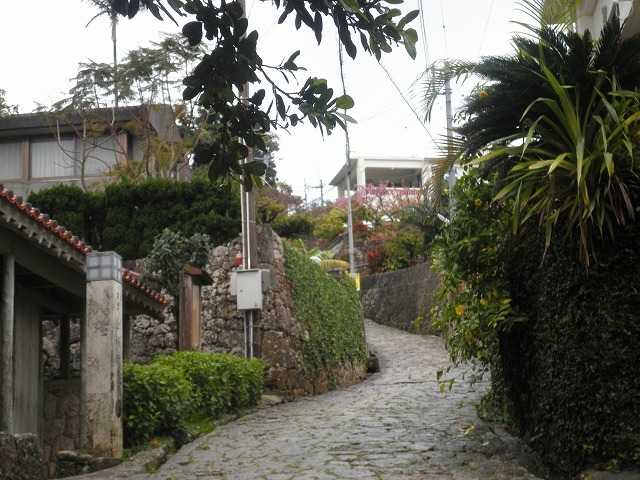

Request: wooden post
left=179, top=266, right=212, bottom=351
left=122, top=314, right=131, bottom=362
left=1, top=254, right=15, bottom=432
left=59, top=314, right=71, bottom=380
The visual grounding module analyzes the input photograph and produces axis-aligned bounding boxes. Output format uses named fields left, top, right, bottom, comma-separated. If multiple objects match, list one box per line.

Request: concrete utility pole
left=239, top=0, right=259, bottom=359
left=308, top=179, right=325, bottom=207
left=445, top=63, right=455, bottom=190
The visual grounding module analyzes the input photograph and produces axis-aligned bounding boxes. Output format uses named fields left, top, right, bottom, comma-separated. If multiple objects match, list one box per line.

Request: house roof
left=0, top=185, right=169, bottom=313
left=0, top=104, right=181, bottom=142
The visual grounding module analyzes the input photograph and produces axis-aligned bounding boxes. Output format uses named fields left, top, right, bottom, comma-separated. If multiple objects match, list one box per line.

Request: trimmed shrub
left=26, top=184, right=101, bottom=244
left=123, top=352, right=265, bottom=447
left=283, top=242, right=366, bottom=386
left=102, top=178, right=240, bottom=259
left=153, top=352, right=264, bottom=417
left=27, top=178, right=241, bottom=260
left=501, top=225, right=640, bottom=474
left=122, top=362, right=197, bottom=446
left=271, top=212, right=314, bottom=238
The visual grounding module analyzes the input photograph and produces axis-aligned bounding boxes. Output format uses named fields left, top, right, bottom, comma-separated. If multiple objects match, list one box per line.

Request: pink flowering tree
left=328, top=183, right=427, bottom=273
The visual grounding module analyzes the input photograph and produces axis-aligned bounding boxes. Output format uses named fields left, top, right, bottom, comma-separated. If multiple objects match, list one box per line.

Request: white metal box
left=230, top=269, right=271, bottom=310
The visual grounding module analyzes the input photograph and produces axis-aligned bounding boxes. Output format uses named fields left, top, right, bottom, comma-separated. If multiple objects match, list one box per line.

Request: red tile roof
left=0, top=184, right=168, bottom=307
left=123, top=269, right=169, bottom=306
left=0, top=186, right=92, bottom=255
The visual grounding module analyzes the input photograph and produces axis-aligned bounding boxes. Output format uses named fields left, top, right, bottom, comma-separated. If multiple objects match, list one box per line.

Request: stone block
left=56, top=435, right=75, bottom=452
left=43, top=392, right=57, bottom=420
left=64, top=415, right=80, bottom=442
left=44, top=418, right=65, bottom=441
left=0, top=432, right=17, bottom=479
left=15, top=433, right=45, bottom=480
left=42, top=443, right=52, bottom=464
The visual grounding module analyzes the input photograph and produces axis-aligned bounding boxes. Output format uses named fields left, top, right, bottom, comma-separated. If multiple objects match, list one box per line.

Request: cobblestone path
left=144, top=321, right=542, bottom=480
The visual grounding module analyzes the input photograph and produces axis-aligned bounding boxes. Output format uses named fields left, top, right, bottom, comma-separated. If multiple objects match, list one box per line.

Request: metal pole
left=445, top=64, right=455, bottom=190
left=239, top=0, right=258, bottom=359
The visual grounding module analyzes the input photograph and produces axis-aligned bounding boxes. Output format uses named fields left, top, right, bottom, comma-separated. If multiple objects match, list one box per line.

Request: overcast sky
left=0, top=0, right=527, bottom=201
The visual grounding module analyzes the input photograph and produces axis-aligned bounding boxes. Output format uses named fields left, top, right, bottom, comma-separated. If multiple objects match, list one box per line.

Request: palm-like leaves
left=416, top=1, right=640, bottom=263
left=474, top=69, right=640, bottom=264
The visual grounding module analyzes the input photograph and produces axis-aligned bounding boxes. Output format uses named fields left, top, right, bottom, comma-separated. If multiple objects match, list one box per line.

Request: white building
left=574, top=0, right=637, bottom=36
left=329, top=155, right=438, bottom=197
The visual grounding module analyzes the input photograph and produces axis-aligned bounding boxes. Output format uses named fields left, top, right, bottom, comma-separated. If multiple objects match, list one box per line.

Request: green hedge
left=27, top=178, right=241, bottom=260
left=501, top=225, right=640, bottom=474
left=283, top=242, right=366, bottom=386
left=123, top=352, right=264, bottom=447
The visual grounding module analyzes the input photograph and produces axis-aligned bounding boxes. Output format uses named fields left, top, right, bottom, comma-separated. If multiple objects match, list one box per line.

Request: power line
left=440, top=0, right=448, bottom=58
left=418, top=0, right=430, bottom=67
left=477, top=0, right=496, bottom=57
left=378, top=61, right=447, bottom=155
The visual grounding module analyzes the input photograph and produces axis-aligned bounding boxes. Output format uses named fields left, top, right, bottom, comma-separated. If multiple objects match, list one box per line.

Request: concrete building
left=329, top=155, right=436, bottom=197
left=0, top=104, right=187, bottom=198
left=573, top=0, right=637, bottom=36
left=0, top=184, right=167, bottom=464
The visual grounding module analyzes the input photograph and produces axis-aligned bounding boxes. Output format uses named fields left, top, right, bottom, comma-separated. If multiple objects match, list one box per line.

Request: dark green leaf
left=335, top=94, right=355, bottom=110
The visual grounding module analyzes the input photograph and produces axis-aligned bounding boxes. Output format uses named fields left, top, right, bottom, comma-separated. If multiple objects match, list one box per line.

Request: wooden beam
left=15, top=285, right=78, bottom=315
left=0, top=230, right=85, bottom=297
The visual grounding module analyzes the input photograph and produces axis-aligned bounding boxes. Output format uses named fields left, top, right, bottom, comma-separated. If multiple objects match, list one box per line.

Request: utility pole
left=239, top=0, right=259, bottom=359
left=308, top=179, right=325, bottom=207
left=445, top=62, right=455, bottom=190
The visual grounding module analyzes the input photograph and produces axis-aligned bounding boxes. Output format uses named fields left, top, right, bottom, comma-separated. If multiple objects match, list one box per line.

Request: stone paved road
left=138, top=321, right=543, bottom=480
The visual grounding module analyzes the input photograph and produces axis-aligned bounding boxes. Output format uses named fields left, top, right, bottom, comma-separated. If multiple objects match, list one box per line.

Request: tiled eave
left=0, top=185, right=169, bottom=314
left=0, top=187, right=89, bottom=270
left=123, top=269, right=169, bottom=308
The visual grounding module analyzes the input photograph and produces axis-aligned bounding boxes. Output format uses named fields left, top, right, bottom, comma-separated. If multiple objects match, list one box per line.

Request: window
left=0, top=141, right=22, bottom=180
left=31, top=137, right=76, bottom=178
left=82, top=134, right=121, bottom=176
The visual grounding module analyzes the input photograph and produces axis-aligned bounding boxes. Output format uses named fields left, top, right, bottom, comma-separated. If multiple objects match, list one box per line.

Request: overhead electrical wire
left=440, top=0, right=448, bottom=57
left=378, top=61, right=447, bottom=155
left=418, top=0, right=430, bottom=67
left=477, top=0, right=496, bottom=57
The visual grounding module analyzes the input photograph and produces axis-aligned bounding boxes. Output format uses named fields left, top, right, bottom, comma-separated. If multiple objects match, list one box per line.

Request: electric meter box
left=230, top=269, right=271, bottom=310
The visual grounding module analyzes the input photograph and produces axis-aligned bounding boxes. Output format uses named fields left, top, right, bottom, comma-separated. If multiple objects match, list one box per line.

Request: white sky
left=0, top=0, right=528, bottom=201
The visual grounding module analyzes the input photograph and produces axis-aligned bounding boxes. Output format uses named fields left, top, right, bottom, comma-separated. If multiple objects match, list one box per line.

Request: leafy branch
left=110, top=0, right=419, bottom=188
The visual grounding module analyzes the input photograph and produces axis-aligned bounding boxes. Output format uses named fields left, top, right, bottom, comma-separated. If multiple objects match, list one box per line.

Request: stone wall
left=128, top=225, right=366, bottom=396
left=35, top=226, right=366, bottom=477
left=200, top=226, right=366, bottom=396
left=42, top=319, right=81, bottom=380
left=42, top=380, right=80, bottom=478
left=129, top=313, right=177, bottom=364
left=360, top=264, right=441, bottom=334
left=0, top=432, right=45, bottom=480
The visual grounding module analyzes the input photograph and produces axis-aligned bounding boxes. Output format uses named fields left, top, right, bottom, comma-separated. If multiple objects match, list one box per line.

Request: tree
left=83, top=0, right=149, bottom=109
left=416, top=0, right=640, bottom=264
left=40, top=34, right=210, bottom=186
left=108, top=0, right=418, bottom=190
left=143, top=228, right=212, bottom=316
left=0, top=89, right=18, bottom=116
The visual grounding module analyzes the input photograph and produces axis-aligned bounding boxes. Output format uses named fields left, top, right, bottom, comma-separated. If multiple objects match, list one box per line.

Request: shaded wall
left=359, top=264, right=440, bottom=334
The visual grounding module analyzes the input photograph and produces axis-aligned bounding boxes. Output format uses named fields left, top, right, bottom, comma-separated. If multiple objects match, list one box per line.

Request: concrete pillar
left=356, top=157, right=366, bottom=188
left=1, top=254, right=15, bottom=433
left=81, top=252, right=123, bottom=458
